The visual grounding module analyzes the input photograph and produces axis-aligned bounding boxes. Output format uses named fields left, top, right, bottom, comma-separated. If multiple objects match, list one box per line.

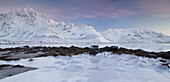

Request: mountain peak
left=22, top=7, right=35, bottom=12
left=106, top=28, right=152, bottom=32
left=10, top=7, right=39, bottom=17
left=18, top=7, right=36, bottom=13
left=1, top=8, right=170, bottom=43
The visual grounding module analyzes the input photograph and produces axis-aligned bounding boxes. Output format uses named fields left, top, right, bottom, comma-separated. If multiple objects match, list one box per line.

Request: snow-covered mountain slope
left=101, top=28, right=170, bottom=43
left=0, top=8, right=109, bottom=43
left=1, top=8, right=170, bottom=44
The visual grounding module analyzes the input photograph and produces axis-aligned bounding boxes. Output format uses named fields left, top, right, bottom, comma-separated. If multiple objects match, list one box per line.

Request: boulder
left=160, top=51, right=170, bottom=59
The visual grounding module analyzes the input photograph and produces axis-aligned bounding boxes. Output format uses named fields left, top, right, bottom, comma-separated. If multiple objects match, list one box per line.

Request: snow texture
left=0, top=52, right=169, bottom=82
left=101, top=28, right=170, bottom=43
left=0, top=8, right=109, bottom=43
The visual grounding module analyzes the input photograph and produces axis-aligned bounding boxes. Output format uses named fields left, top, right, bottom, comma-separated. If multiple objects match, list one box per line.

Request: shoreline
left=0, top=45, right=169, bottom=61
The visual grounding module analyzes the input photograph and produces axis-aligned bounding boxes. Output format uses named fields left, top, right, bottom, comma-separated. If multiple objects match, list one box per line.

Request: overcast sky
left=0, top=0, right=170, bottom=35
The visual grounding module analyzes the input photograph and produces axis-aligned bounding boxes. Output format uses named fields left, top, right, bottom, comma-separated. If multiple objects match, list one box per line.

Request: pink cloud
left=152, top=14, right=170, bottom=18
left=0, top=0, right=136, bottom=20
left=133, top=0, right=170, bottom=18
left=35, top=0, right=137, bottom=20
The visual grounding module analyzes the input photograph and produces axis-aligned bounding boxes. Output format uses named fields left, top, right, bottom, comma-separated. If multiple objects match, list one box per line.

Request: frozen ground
left=0, top=52, right=169, bottom=82
left=0, top=65, right=37, bottom=79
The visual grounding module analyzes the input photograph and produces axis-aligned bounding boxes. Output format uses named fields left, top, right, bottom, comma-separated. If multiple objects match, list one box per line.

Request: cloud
left=1, top=0, right=170, bottom=19
left=38, top=0, right=136, bottom=20
left=152, top=14, right=170, bottom=18
left=130, top=0, right=170, bottom=18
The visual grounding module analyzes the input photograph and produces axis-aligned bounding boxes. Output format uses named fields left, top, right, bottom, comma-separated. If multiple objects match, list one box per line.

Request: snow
left=0, top=8, right=109, bottom=43
left=0, top=52, right=169, bottom=82
left=101, top=28, right=170, bottom=43
left=0, top=8, right=170, bottom=81
left=1, top=8, right=170, bottom=43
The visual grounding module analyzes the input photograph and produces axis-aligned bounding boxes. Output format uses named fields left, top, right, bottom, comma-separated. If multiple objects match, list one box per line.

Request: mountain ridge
left=100, top=28, right=170, bottom=43
left=0, top=8, right=170, bottom=43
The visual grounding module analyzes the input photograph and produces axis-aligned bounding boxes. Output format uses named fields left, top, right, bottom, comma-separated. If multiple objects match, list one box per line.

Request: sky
left=0, top=0, right=170, bottom=35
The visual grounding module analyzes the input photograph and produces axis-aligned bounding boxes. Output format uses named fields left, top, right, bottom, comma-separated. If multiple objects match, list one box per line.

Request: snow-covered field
left=0, top=52, right=169, bottom=82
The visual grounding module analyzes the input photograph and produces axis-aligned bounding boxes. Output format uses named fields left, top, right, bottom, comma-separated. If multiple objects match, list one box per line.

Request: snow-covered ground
left=0, top=52, right=169, bottom=82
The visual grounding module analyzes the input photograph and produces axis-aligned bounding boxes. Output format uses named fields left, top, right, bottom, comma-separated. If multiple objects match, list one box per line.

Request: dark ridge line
left=0, top=45, right=169, bottom=60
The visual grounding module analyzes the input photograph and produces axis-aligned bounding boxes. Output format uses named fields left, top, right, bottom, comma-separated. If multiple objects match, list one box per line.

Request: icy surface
left=6, top=52, right=44, bottom=59
left=0, top=65, right=37, bottom=79
left=0, top=53, right=169, bottom=82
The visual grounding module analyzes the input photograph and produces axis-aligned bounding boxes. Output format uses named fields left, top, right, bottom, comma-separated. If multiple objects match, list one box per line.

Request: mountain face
left=0, top=8, right=109, bottom=43
left=100, top=28, right=170, bottom=43
left=0, top=8, right=170, bottom=44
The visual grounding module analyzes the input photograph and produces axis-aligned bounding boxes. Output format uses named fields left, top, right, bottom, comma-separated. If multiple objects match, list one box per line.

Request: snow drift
left=0, top=53, right=169, bottom=82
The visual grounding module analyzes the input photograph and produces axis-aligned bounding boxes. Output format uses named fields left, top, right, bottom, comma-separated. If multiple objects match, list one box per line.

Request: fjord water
left=0, top=43, right=170, bottom=52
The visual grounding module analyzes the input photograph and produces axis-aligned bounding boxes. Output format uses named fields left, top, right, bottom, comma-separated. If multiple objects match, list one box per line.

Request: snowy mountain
left=0, top=8, right=170, bottom=44
left=101, top=28, right=170, bottom=43
left=0, top=8, right=109, bottom=43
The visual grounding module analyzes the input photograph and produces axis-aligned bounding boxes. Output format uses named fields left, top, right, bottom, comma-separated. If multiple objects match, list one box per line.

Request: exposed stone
left=0, top=45, right=170, bottom=61
left=159, top=51, right=170, bottom=59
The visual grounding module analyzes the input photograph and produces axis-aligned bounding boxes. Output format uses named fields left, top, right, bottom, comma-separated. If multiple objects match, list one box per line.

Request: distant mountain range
left=101, top=28, right=170, bottom=43
left=0, top=8, right=170, bottom=43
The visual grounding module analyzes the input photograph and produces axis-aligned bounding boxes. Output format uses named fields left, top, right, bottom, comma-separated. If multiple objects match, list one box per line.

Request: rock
left=23, top=45, right=29, bottom=48
left=162, top=64, right=170, bottom=68
left=146, top=54, right=157, bottom=58
left=28, top=59, right=34, bottom=62
left=91, top=45, right=99, bottom=50
left=160, top=51, right=170, bottom=59
left=102, top=46, right=118, bottom=51
left=111, top=46, right=118, bottom=50
left=89, top=45, right=99, bottom=55
left=160, top=59, right=167, bottom=62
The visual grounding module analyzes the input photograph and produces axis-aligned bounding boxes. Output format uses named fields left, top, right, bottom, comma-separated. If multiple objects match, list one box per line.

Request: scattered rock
left=28, top=59, right=34, bottom=62
left=0, top=45, right=170, bottom=61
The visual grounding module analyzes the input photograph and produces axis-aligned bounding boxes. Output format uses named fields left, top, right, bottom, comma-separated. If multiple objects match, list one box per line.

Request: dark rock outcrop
left=0, top=45, right=170, bottom=61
